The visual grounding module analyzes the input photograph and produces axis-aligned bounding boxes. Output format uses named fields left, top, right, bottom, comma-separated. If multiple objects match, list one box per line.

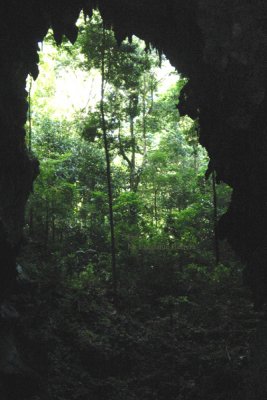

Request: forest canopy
left=26, top=12, right=230, bottom=270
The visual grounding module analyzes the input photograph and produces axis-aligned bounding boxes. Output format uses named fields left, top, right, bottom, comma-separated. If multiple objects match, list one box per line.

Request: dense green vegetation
left=18, top=12, right=258, bottom=400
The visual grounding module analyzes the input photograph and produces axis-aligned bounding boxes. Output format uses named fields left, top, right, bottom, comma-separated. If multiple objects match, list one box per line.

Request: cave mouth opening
left=21, top=10, right=233, bottom=290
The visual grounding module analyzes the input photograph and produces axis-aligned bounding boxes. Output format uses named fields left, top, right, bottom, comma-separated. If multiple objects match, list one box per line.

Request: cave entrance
left=21, top=11, right=232, bottom=294
left=1, top=4, right=265, bottom=400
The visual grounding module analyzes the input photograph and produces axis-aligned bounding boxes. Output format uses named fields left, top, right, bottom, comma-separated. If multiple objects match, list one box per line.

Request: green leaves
left=81, top=112, right=101, bottom=142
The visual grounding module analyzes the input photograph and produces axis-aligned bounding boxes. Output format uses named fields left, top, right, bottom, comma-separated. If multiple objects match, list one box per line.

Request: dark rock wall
left=0, top=2, right=82, bottom=398
left=1, top=0, right=267, bottom=398
left=0, top=1, right=84, bottom=294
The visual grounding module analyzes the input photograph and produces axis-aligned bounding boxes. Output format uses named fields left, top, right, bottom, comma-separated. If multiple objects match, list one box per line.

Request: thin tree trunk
left=100, top=26, right=117, bottom=299
left=212, top=171, right=220, bottom=265
left=132, top=74, right=151, bottom=193
left=142, top=79, right=148, bottom=163
left=154, top=188, right=158, bottom=228
left=45, top=199, right=49, bottom=250
left=52, top=214, right=56, bottom=243
left=130, top=113, right=136, bottom=192
left=28, top=77, right=33, bottom=152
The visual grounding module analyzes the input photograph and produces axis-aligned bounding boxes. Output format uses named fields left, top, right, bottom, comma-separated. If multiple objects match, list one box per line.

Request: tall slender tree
left=99, top=24, right=117, bottom=299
